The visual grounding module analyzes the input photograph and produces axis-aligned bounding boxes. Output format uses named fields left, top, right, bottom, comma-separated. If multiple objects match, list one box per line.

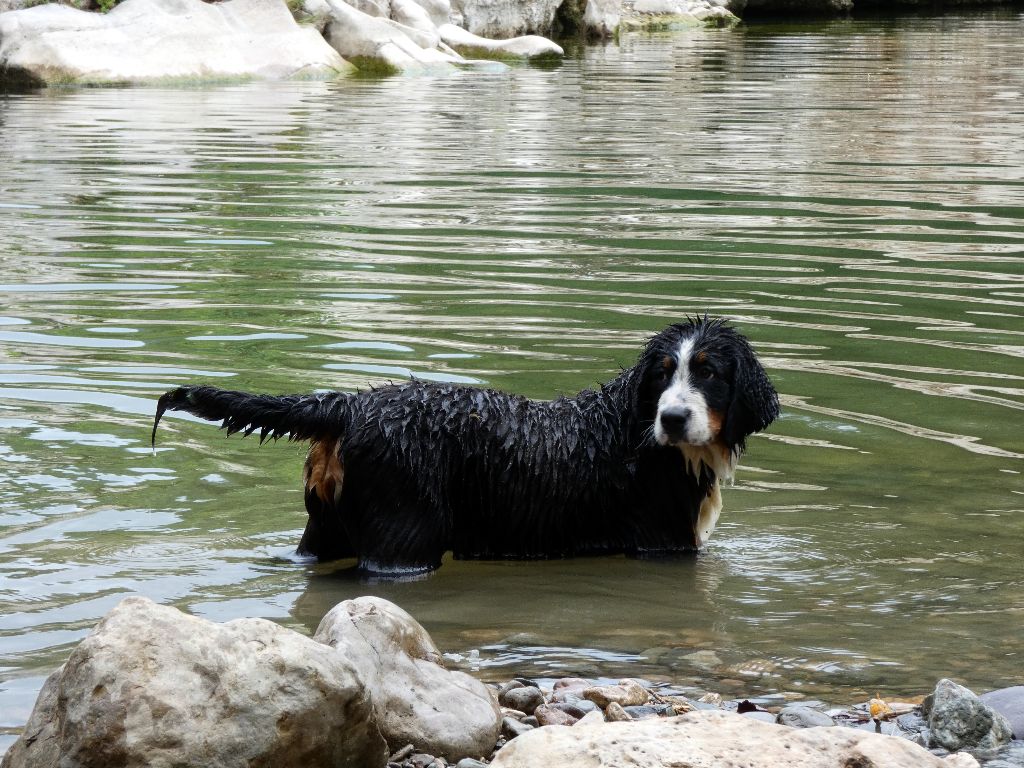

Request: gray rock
left=980, top=686, right=1024, bottom=740
left=0, top=596, right=388, bottom=768
left=927, top=678, right=1014, bottom=752
left=776, top=705, right=836, bottom=728
left=604, top=702, right=632, bottom=722
left=315, top=596, right=502, bottom=762
left=499, top=686, right=545, bottom=715
left=0, top=0, right=351, bottom=88
left=501, top=716, right=534, bottom=739
left=455, top=760, right=489, bottom=768
left=623, top=704, right=674, bottom=719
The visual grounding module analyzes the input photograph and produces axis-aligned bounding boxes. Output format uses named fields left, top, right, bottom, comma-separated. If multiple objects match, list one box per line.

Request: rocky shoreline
left=1, top=0, right=1021, bottom=87
left=3, top=595, right=1022, bottom=768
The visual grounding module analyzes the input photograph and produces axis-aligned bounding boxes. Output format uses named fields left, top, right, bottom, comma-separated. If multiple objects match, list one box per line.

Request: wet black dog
left=153, top=317, right=779, bottom=574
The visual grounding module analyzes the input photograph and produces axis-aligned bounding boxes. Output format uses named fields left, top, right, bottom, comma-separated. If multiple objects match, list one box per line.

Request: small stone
left=550, top=678, right=591, bottom=702
left=455, top=760, right=489, bottom=768
left=501, top=716, right=534, bottom=740
left=390, top=744, right=416, bottom=762
left=410, top=754, right=438, bottom=768
left=680, top=649, right=722, bottom=671
left=534, top=703, right=579, bottom=726
left=500, top=686, right=545, bottom=715
left=548, top=702, right=589, bottom=719
left=582, top=679, right=649, bottom=708
left=498, top=680, right=525, bottom=698
left=776, top=705, right=836, bottom=728
left=604, top=702, right=632, bottom=722
left=576, top=710, right=605, bottom=726
left=698, top=692, right=723, bottom=706
left=623, top=704, right=672, bottom=719
left=741, top=710, right=777, bottom=723
left=522, top=716, right=539, bottom=727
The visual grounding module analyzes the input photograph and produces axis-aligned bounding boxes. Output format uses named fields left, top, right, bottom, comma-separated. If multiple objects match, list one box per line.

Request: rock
left=533, top=704, right=579, bottom=727
left=582, top=679, right=649, bottom=708
left=319, top=0, right=458, bottom=73
left=0, top=667, right=62, bottom=768
left=314, top=596, right=501, bottom=762
left=623, top=704, right=673, bottom=719
left=501, top=716, right=534, bottom=739
left=455, top=760, right=489, bottom=768
left=449, top=0, right=561, bottom=37
left=581, top=0, right=620, bottom=37
left=0, top=596, right=387, bottom=768
left=408, top=753, right=438, bottom=768
left=604, top=702, right=632, bottom=722
left=927, top=679, right=1013, bottom=752
left=550, top=678, right=591, bottom=703
left=980, top=686, right=1024, bottom=739
left=488, top=710, right=980, bottom=768
left=0, top=0, right=351, bottom=87
left=499, top=686, right=545, bottom=715
left=437, top=23, right=561, bottom=58
left=776, top=705, right=836, bottom=728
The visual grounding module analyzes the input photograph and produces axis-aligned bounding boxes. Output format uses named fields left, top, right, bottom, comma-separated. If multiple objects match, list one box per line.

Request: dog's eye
left=697, top=366, right=715, bottom=380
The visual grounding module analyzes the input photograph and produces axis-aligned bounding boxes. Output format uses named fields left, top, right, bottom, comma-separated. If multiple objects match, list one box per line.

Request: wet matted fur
left=153, top=317, right=780, bottom=574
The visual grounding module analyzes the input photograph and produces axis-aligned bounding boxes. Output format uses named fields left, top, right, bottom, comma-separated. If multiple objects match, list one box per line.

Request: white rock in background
left=315, top=596, right=502, bottom=762
left=439, top=22, right=562, bottom=57
left=0, top=0, right=352, bottom=86
left=489, top=710, right=980, bottom=768
left=320, top=0, right=459, bottom=70
left=582, top=0, right=620, bottom=37
left=0, top=596, right=388, bottom=768
left=450, top=0, right=562, bottom=38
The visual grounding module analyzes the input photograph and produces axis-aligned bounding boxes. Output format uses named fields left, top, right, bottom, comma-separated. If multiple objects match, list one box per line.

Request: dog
left=152, top=317, right=779, bottom=574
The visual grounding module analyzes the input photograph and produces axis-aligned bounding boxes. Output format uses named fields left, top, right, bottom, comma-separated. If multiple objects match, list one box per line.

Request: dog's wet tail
left=152, top=386, right=351, bottom=447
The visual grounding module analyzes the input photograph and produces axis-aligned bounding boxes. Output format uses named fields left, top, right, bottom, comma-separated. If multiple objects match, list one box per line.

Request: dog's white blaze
left=654, top=338, right=713, bottom=448
left=653, top=338, right=740, bottom=549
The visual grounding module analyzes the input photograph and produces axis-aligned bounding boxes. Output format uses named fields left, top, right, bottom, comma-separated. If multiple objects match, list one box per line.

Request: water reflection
left=1, top=8, right=1023, bottom=747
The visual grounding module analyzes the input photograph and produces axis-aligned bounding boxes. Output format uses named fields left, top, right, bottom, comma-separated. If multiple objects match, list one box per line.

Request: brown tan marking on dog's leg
left=304, top=438, right=344, bottom=504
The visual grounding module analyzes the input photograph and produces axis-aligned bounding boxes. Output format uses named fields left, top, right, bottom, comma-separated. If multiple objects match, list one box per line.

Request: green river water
left=1, top=8, right=1022, bottom=749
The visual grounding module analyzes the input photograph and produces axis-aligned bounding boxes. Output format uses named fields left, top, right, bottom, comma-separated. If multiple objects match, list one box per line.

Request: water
left=1, top=8, right=1023, bottom=749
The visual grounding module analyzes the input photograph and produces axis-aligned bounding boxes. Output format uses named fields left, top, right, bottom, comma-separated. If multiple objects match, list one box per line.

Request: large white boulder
left=0, top=596, right=388, bottom=768
left=315, top=596, right=502, bottom=762
left=0, top=0, right=352, bottom=86
left=489, top=709, right=980, bottom=768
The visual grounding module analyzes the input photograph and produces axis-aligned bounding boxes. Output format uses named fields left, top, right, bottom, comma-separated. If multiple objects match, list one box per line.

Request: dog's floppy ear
left=722, top=342, right=780, bottom=453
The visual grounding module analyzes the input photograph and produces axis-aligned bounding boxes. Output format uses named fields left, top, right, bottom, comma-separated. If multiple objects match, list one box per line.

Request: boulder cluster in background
left=4, top=594, right=1023, bottom=768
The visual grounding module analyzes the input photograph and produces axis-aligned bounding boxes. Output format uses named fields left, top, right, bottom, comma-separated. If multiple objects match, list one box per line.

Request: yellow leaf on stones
left=869, top=694, right=895, bottom=721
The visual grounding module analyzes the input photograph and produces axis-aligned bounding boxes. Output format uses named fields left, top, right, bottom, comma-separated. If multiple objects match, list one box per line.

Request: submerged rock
left=489, top=709, right=980, bottom=768
left=314, top=596, right=502, bottom=761
left=0, top=0, right=351, bottom=87
left=0, top=596, right=387, bottom=768
left=926, top=678, right=1014, bottom=753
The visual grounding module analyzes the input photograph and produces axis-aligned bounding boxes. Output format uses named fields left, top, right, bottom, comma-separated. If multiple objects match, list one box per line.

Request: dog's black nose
left=659, top=407, right=691, bottom=439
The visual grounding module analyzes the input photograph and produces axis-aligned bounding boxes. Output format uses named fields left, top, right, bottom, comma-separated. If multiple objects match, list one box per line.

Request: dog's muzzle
left=658, top=406, right=692, bottom=444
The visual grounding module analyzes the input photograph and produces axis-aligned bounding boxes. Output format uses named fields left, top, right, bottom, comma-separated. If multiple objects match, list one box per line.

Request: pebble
left=623, top=704, right=673, bottom=719
left=535, top=703, right=579, bottom=726
left=551, top=678, right=591, bottom=702
left=501, top=716, right=534, bottom=740
left=605, top=702, right=632, bottom=722
left=583, top=679, right=649, bottom=708
left=455, top=760, right=489, bottom=768
left=776, top=705, right=836, bottom=728
left=500, top=685, right=545, bottom=715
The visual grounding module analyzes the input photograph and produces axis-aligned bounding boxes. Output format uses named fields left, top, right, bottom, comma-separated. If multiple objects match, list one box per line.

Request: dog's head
left=639, top=317, right=780, bottom=474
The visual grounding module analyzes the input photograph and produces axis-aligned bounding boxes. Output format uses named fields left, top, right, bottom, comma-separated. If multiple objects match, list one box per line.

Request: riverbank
left=3, top=596, right=1022, bottom=767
